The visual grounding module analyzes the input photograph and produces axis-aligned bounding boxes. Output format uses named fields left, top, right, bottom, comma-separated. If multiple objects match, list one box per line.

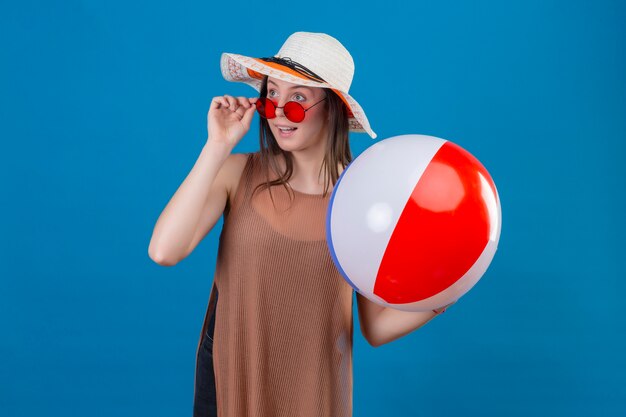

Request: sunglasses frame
left=255, top=97, right=327, bottom=123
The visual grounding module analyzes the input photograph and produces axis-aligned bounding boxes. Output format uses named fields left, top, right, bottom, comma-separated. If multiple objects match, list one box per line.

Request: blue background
left=1, top=0, right=625, bottom=416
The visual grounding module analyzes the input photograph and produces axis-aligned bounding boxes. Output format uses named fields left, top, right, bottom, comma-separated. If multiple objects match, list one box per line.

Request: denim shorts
left=193, top=288, right=218, bottom=417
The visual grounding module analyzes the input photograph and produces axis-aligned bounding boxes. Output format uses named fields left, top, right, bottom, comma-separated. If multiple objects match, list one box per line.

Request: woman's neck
left=272, top=151, right=344, bottom=194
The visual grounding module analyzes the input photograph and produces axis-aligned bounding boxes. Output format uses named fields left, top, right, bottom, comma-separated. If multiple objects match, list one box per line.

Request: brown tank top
left=194, top=152, right=354, bottom=417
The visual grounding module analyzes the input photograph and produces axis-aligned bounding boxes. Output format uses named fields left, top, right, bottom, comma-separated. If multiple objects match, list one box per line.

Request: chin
left=276, top=141, right=301, bottom=153
left=272, top=130, right=301, bottom=146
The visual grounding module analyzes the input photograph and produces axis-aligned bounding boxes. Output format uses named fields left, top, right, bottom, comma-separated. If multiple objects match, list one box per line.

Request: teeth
left=279, top=127, right=296, bottom=132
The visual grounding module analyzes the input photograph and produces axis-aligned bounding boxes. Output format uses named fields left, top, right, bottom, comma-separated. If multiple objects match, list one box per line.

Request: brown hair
left=252, top=75, right=352, bottom=206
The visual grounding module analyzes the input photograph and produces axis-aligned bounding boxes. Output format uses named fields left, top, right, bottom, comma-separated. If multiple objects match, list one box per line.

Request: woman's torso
left=198, top=151, right=354, bottom=417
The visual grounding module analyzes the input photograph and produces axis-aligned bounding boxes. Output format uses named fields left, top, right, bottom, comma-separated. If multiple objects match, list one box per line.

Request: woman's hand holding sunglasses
left=207, top=95, right=258, bottom=150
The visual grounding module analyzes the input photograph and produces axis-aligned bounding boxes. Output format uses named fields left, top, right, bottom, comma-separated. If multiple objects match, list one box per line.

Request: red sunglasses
left=255, top=97, right=327, bottom=123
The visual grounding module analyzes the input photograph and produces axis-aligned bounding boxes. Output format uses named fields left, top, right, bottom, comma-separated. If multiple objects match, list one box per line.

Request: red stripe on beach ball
left=373, top=141, right=494, bottom=303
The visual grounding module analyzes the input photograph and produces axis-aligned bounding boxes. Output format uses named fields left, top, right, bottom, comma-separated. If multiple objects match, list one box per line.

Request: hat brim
left=221, top=53, right=377, bottom=139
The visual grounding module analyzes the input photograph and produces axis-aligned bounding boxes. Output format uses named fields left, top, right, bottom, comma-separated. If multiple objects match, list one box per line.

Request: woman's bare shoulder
left=225, top=152, right=253, bottom=206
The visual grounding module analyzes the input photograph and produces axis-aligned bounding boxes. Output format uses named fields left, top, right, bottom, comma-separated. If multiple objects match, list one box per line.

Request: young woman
left=148, top=32, right=453, bottom=417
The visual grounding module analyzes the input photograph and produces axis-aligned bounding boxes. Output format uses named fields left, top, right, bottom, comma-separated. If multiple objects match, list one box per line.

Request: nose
left=273, top=99, right=287, bottom=118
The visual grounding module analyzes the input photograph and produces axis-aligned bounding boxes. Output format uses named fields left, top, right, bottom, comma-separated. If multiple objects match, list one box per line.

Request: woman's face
left=265, top=77, right=328, bottom=152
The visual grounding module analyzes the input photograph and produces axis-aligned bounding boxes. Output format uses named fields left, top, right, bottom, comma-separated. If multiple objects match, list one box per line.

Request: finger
left=224, top=95, right=237, bottom=110
left=234, top=106, right=246, bottom=118
left=210, top=97, right=221, bottom=110
left=241, top=104, right=256, bottom=126
left=211, top=96, right=227, bottom=110
left=236, top=96, right=250, bottom=109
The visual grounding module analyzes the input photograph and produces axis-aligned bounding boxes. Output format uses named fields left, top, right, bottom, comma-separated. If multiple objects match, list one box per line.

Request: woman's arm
left=356, top=293, right=454, bottom=347
left=148, top=140, right=233, bottom=266
left=148, top=95, right=257, bottom=266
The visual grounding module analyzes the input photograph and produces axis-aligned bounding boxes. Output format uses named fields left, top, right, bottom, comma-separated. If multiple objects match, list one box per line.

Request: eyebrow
left=267, top=80, right=314, bottom=92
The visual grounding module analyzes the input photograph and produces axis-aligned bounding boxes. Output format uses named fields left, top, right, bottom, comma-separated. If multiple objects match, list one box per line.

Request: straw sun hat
left=220, top=31, right=377, bottom=139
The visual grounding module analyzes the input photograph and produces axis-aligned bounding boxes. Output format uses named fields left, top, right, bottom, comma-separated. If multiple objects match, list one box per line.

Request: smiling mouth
left=277, top=126, right=298, bottom=132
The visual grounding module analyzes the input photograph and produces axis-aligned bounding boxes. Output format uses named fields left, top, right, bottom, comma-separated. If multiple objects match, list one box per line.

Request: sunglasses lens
left=284, top=101, right=305, bottom=123
left=256, top=98, right=276, bottom=119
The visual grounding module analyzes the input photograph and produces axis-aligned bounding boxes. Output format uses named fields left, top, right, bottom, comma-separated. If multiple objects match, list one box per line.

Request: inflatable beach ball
left=326, top=134, right=502, bottom=312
